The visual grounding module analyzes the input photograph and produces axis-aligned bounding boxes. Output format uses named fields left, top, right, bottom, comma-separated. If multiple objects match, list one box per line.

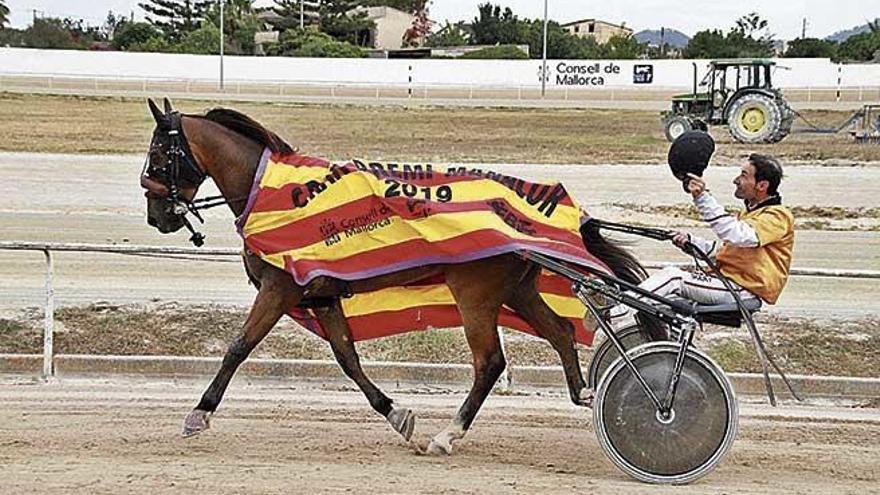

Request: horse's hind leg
left=183, top=262, right=302, bottom=437
left=505, top=265, right=591, bottom=406
left=426, top=259, right=519, bottom=455
left=428, top=302, right=505, bottom=455
left=313, top=300, right=415, bottom=442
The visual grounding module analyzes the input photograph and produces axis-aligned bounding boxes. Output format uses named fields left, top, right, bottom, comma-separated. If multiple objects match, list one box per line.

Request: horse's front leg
left=313, top=300, right=416, bottom=442
left=182, top=267, right=302, bottom=437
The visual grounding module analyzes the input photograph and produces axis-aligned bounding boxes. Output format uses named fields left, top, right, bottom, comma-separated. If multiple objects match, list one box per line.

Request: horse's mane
left=203, top=108, right=295, bottom=154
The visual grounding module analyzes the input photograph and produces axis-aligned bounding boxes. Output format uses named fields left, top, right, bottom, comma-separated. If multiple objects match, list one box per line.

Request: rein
left=141, top=112, right=247, bottom=246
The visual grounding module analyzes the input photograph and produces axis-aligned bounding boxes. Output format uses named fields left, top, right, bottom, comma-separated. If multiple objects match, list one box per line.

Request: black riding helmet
left=668, top=130, right=715, bottom=192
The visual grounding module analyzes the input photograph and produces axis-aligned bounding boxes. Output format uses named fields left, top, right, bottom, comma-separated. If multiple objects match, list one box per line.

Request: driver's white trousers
left=638, top=266, right=758, bottom=306
left=598, top=266, right=760, bottom=341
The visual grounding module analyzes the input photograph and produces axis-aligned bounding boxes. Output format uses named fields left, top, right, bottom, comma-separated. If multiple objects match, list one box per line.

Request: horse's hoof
left=387, top=407, right=416, bottom=441
left=182, top=409, right=211, bottom=437
left=575, top=388, right=594, bottom=409
left=426, top=438, right=452, bottom=456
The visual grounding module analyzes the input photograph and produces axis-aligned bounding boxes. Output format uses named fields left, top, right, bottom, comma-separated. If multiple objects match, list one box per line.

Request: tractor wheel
left=727, top=93, right=782, bottom=144
left=664, top=116, right=692, bottom=142
left=770, top=102, right=794, bottom=143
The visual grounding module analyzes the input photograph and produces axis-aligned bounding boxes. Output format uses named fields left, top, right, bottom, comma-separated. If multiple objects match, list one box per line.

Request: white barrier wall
left=1, top=47, right=878, bottom=89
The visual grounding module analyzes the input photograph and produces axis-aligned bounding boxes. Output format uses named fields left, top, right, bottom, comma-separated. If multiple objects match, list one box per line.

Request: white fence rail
left=3, top=73, right=879, bottom=105
left=2, top=241, right=878, bottom=379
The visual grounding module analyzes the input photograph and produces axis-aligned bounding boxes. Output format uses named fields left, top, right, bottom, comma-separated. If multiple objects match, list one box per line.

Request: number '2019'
left=384, top=180, right=452, bottom=202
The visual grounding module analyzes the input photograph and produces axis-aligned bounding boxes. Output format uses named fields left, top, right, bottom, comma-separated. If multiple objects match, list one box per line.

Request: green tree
left=0, top=0, right=10, bottom=28
left=470, top=3, right=527, bottom=46
left=783, top=37, right=837, bottom=58
left=683, top=29, right=734, bottom=58
left=0, top=28, right=23, bottom=45
left=112, top=21, right=161, bottom=50
left=173, top=22, right=221, bottom=54
left=22, top=18, right=77, bottom=49
left=468, top=5, right=608, bottom=59
left=734, top=12, right=768, bottom=38
left=684, top=24, right=773, bottom=59
left=836, top=19, right=880, bottom=61
left=139, top=0, right=211, bottom=41
left=103, top=10, right=127, bottom=40
left=318, top=0, right=374, bottom=46
left=526, top=20, right=605, bottom=59
left=271, top=0, right=319, bottom=31
left=426, top=21, right=469, bottom=47
left=460, top=44, right=527, bottom=59
left=268, top=28, right=365, bottom=56
left=601, top=34, right=645, bottom=59
left=725, top=28, right=773, bottom=57
left=60, top=17, right=107, bottom=46
left=204, top=0, right=260, bottom=54
left=129, top=35, right=171, bottom=52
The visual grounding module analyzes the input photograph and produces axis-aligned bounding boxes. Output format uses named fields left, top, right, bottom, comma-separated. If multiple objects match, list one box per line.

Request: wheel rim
left=594, top=343, right=737, bottom=484
left=740, top=107, right=767, bottom=134
left=669, top=121, right=686, bottom=138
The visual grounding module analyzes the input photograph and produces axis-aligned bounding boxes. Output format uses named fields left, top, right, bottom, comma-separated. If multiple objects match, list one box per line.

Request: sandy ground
left=1, top=375, right=878, bottom=495
left=0, top=152, right=877, bottom=317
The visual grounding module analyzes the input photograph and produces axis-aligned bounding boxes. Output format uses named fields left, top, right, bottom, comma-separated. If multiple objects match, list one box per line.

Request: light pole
left=541, top=0, right=548, bottom=97
left=300, top=0, right=304, bottom=29
left=219, top=0, right=225, bottom=90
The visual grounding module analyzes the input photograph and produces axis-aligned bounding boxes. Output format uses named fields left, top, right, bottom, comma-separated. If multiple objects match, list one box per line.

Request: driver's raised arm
left=693, top=191, right=758, bottom=247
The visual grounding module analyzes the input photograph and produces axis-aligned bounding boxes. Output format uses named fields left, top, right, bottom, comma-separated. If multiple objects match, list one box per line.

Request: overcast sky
left=5, top=0, right=879, bottom=39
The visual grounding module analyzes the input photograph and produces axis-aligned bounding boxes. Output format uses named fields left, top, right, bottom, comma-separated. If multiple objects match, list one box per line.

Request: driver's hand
left=672, top=231, right=690, bottom=249
left=686, top=173, right=706, bottom=198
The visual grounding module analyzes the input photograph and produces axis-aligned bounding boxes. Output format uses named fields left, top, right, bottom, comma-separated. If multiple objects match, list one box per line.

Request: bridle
left=140, top=112, right=237, bottom=247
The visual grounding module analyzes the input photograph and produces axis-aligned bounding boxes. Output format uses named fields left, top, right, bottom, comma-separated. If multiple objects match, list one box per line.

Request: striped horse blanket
left=235, top=150, right=611, bottom=345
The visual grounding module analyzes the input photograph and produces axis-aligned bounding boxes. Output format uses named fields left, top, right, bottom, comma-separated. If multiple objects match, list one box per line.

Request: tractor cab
left=662, top=59, right=793, bottom=144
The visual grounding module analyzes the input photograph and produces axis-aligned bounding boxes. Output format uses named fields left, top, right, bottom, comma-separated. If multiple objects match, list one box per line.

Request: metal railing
left=2, top=73, right=879, bottom=105
left=2, top=240, right=878, bottom=379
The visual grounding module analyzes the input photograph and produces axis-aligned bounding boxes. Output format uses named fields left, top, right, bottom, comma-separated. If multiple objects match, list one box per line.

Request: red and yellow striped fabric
left=236, top=150, right=610, bottom=345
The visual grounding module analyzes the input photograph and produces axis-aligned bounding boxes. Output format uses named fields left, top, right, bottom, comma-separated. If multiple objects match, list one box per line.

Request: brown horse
left=140, top=98, right=651, bottom=454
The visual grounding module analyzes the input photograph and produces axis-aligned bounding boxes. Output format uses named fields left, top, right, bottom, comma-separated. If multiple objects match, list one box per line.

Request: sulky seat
left=691, top=298, right=762, bottom=327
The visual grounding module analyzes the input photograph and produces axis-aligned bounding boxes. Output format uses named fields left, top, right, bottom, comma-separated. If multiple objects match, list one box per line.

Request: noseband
left=141, top=112, right=230, bottom=247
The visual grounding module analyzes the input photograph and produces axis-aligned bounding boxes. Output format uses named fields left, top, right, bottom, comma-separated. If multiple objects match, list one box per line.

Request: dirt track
left=1, top=376, right=878, bottom=495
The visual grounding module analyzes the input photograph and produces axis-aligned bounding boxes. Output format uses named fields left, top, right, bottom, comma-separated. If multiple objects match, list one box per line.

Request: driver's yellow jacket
left=715, top=205, right=794, bottom=304
left=691, top=192, right=794, bottom=304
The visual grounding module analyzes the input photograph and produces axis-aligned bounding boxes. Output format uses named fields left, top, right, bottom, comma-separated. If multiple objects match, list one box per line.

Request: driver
left=608, top=153, right=795, bottom=331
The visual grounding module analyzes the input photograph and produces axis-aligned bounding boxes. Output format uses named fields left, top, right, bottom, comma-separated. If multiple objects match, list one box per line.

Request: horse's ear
left=163, top=98, right=173, bottom=114
left=147, top=99, right=165, bottom=125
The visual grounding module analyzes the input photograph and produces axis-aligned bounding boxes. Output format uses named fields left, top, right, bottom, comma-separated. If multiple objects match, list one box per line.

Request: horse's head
left=141, top=98, right=207, bottom=242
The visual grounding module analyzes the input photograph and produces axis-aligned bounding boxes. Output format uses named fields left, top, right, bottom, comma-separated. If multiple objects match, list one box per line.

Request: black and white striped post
left=836, top=64, right=842, bottom=102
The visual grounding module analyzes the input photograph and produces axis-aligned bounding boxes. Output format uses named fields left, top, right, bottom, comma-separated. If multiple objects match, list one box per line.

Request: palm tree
left=0, top=0, right=11, bottom=29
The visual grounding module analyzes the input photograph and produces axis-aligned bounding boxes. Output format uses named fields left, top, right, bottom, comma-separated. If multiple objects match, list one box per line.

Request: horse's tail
left=579, top=221, right=668, bottom=341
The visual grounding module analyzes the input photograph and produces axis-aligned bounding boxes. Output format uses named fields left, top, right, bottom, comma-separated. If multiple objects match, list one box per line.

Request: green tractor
left=662, top=59, right=794, bottom=144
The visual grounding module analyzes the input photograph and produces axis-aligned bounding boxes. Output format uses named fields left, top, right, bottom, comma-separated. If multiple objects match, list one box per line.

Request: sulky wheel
left=587, top=324, right=650, bottom=389
left=593, top=342, right=738, bottom=484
